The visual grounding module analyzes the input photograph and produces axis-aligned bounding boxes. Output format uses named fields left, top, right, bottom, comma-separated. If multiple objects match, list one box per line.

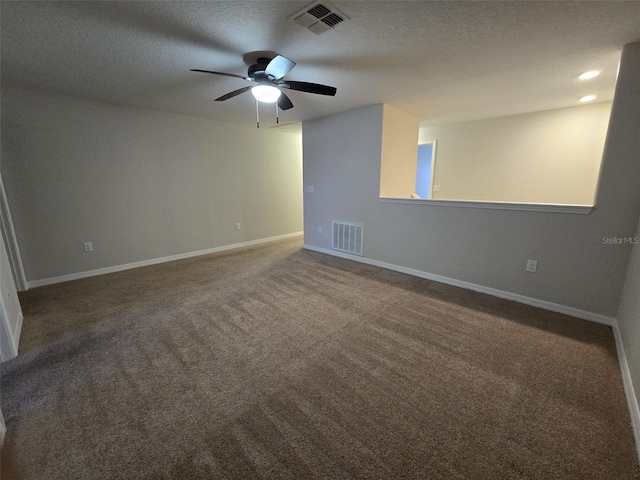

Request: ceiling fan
left=191, top=54, right=337, bottom=113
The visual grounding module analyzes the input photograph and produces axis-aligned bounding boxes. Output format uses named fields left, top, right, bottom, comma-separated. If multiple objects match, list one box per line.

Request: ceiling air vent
left=290, top=1, right=350, bottom=35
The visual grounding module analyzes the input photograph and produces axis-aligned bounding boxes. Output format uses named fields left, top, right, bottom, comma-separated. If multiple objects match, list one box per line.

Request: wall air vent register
left=332, top=221, right=363, bottom=256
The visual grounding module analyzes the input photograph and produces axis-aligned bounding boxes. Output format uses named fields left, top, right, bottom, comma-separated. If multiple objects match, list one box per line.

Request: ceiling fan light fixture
left=251, top=85, right=281, bottom=103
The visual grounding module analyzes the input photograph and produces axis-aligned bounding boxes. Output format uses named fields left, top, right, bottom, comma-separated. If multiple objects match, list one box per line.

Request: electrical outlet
left=526, top=259, right=538, bottom=273
left=83, top=242, right=93, bottom=252
left=235, top=223, right=241, bottom=230
left=307, top=186, right=315, bottom=193
left=433, top=184, right=441, bottom=192
left=317, top=226, right=322, bottom=234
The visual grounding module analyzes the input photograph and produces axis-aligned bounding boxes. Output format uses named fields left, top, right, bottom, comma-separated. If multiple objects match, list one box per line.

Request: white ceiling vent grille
left=290, top=1, right=350, bottom=35
left=332, top=221, right=363, bottom=256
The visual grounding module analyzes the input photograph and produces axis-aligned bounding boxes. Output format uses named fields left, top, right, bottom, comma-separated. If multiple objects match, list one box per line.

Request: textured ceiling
left=2, top=1, right=640, bottom=127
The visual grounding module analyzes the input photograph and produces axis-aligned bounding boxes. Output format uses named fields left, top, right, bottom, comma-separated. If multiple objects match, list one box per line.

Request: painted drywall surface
left=419, top=102, right=611, bottom=204
left=304, top=105, right=384, bottom=242
left=302, top=42, right=640, bottom=317
left=617, top=216, right=640, bottom=415
left=379, top=105, right=419, bottom=198
left=1, top=88, right=303, bottom=281
left=0, top=229, right=21, bottom=360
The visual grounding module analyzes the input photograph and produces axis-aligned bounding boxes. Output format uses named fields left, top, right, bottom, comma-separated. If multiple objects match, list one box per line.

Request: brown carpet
left=1, top=237, right=638, bottom=479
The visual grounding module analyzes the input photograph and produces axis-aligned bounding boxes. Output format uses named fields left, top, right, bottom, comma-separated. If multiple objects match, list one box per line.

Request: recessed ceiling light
left=579, top=95, right=597, bottom=103
left=579, top=70, right=601, bottom=80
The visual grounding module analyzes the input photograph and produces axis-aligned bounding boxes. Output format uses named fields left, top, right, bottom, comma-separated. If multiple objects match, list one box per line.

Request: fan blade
left=277, top=92, right=294, bottom=111
left=191, top=69, right=252, bottom=81
left=265, top=55, right=296, bottom=80
left=215, top=86, right=252, bottom=101
left=279, top=81, right=336, bottom=96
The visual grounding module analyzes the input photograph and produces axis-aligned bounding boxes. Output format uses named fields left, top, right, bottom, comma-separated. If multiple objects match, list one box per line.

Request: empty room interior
left=1, top=1, right=640, bottom=479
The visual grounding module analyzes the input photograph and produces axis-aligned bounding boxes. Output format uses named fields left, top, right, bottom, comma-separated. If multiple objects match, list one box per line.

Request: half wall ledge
left=379, top=198, right=594, bottom=215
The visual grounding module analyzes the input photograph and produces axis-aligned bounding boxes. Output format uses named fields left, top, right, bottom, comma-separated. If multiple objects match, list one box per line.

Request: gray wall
left=1, top=88, right=303, bottom=282
left=617, top=215, right=640, bottom=429
left=302, top=42, right=640, bottom=318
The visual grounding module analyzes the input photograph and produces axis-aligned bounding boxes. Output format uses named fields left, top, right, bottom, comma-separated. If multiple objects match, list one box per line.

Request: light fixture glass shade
left=251, top=85, right=281, bottom=103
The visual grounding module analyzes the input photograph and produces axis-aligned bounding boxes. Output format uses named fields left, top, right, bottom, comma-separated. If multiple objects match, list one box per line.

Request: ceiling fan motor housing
left=248, top=58, right=274, bottom=80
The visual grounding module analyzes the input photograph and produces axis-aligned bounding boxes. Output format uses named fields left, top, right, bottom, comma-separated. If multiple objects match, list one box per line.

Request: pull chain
left=256, top=99, right=260, bottom=128
left=276, top=102, right=279, bottom=124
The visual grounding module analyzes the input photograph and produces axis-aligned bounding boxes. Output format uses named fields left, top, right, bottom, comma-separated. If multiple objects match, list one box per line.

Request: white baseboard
left=10, top=311, right=22, bottom=356
left=613, top=320, right=640, bottom=464
left=27, top=232, right=303, bottom=289
left=0, top=407, right=6, bottom=448
left=302, top=244, right=615, bottom=326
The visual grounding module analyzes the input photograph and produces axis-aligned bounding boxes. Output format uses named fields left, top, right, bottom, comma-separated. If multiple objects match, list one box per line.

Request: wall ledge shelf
left=379, top=197, right=594, bottom=214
